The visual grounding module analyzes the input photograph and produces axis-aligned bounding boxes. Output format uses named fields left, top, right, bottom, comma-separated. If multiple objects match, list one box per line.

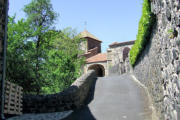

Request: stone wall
left=109, top=58, right=130, bottom=76
left=79, top=37, right=101, bottom=54
left=107, top=41, right=134, bottom=75
left=0, top=0, right=8, bottom=116
left=83, top=47, right=99, bottom=59
left=87, top=38, right=101, bottom=53
left=79, top=40, right=87, bottom=53
left=23, top=70, right=97, bottom=113
left=132, top=0, right=180, bottom=119
left=0, top=0, right=5, bottom=90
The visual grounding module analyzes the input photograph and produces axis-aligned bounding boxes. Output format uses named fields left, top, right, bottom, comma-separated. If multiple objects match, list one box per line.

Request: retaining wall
left=23, top=70, right=97, bottom=113
left=132, top=0, right=180, bottom=119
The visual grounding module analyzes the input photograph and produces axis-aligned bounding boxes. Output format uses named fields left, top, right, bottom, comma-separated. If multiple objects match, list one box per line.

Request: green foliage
left=7, top=17, right=38, bottom=94
left=129, top=0, right=156, bottom=66
left=23, top=0, right=57, bottom=94
left=41, top=28, right=85, bottom=94
left=7, top=0, right=85, bottom=94
left=168, top=29, right=173, bottom=33
left=167, top=29, right=178, bottom=39
left=23, top=0, right=57, bottom=31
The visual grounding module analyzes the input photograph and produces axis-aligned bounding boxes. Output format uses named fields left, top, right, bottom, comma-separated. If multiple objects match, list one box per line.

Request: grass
left=129, top=0, right=156, bottom=66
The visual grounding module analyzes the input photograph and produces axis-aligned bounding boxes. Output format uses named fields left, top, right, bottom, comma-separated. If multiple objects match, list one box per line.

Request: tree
left=41, top=28, right=85, bottom=94
left=7, top=18, right=85, bottom=94
left=23, top=0, right=57, bottom=94
left=7, top=1, right=85, bottom=95
left=7, top=17, right=38, bottom=94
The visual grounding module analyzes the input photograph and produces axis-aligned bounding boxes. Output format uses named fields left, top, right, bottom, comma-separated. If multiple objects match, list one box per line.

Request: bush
left=129, top=0, right=155, bottom=66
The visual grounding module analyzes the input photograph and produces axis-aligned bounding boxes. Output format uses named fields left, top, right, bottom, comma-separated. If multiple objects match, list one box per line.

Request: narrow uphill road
left=63, top=74, right=153, bottom=120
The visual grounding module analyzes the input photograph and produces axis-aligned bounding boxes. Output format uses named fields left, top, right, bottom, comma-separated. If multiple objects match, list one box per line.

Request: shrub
left=129, top=0, right=156, bottom=66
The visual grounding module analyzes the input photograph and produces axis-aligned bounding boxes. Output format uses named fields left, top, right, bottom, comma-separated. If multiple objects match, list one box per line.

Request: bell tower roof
left=79, top=30, right=102, bottom=42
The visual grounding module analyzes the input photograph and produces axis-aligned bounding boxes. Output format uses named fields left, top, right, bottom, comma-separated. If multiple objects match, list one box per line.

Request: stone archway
left=88, top=64, right=105, bottom=77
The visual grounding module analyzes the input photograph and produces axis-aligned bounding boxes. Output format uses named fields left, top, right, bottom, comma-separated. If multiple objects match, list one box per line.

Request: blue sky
left=9, top=0, right=143, bottom=52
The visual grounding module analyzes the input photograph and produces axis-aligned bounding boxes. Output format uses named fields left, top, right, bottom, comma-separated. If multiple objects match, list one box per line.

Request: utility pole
left=0, top=0, right=9, bottom=120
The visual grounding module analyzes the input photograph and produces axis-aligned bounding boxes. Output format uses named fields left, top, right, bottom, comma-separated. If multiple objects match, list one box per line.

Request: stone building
left=79, top=30, right=134, bottom=77
left=79, top=30, right=108, bottom=77
left=107, top=41, right=135, bottom=75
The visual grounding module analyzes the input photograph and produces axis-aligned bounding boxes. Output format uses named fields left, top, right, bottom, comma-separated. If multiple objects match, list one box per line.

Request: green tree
left=7, top=18, right=85, bottom=94
left=7, top=1, right=85, bottom=95
left=41, top=28, right=85, bottom=94
left=23, top=0, right=58, bottom=94
left=7, top=17, right=38, bottom=94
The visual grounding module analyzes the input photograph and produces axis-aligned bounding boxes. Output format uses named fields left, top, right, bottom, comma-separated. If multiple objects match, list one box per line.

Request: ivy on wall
left=129, top=0, right=156, bottom=66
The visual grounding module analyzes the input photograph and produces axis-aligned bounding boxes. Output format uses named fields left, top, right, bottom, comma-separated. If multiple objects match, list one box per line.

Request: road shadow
left=62, top=78, right=97, bottom=120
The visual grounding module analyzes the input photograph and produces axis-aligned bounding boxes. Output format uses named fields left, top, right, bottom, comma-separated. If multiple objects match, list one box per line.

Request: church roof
left=79, top=30, right=102, bottom=42
left=86, top=53, right=107, bottom=63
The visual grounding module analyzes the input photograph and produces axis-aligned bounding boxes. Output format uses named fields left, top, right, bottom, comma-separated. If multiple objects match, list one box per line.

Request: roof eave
left=84, top=37, right=102, bottom=42
left=86, top=60, right=107, bottom=64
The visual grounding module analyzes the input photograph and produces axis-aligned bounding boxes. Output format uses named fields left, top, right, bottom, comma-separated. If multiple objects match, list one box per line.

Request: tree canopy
left=7, top=0, right=85, bottom=94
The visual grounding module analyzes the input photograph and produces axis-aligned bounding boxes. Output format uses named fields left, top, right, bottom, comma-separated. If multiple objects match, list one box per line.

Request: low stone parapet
left=23, top=70, right=97, bottom=113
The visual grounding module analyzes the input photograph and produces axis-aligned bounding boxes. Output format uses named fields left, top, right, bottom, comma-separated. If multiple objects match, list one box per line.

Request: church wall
left=87, top=38, right=101, bottom=53
left=79, top=40, right=87, bottom=53
left=83, top=47, right=99, bottom=59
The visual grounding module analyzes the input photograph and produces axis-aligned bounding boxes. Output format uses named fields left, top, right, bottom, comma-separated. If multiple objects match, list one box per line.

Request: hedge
left=129, top=0, right=155, bottom=66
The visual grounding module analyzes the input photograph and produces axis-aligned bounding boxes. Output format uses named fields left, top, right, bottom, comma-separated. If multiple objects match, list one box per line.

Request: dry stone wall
left=23, top=70, right=97, bottom=113
left=132, top=0, right=180, bottom=119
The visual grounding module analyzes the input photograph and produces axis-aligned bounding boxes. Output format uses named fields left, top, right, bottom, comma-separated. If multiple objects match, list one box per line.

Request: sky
left=9, top=0, right=143, bottom=52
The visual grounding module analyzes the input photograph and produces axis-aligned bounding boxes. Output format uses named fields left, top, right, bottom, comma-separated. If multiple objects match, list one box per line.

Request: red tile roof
left=86, top=53, right=107, bottom=63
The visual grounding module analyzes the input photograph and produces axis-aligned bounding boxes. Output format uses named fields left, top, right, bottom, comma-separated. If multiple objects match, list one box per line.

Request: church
left=79, top=30, right=135, bottom=77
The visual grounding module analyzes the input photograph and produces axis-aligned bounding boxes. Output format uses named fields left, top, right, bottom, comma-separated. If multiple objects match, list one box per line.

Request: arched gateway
left=88, top=64, right=105, bottom=77
left=79, top=30, right=134, bottom=76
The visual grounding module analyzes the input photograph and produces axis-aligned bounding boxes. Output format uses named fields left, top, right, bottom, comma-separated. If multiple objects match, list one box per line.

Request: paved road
left=63, top=74, right=152, bottom=120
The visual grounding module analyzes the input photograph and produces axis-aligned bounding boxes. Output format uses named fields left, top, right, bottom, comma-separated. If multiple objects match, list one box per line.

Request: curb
left=131, top=74, right=159, bottom=120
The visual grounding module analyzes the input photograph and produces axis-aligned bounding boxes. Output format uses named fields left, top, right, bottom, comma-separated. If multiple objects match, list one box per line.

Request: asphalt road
left=63, top=74, right=152, bottom=120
